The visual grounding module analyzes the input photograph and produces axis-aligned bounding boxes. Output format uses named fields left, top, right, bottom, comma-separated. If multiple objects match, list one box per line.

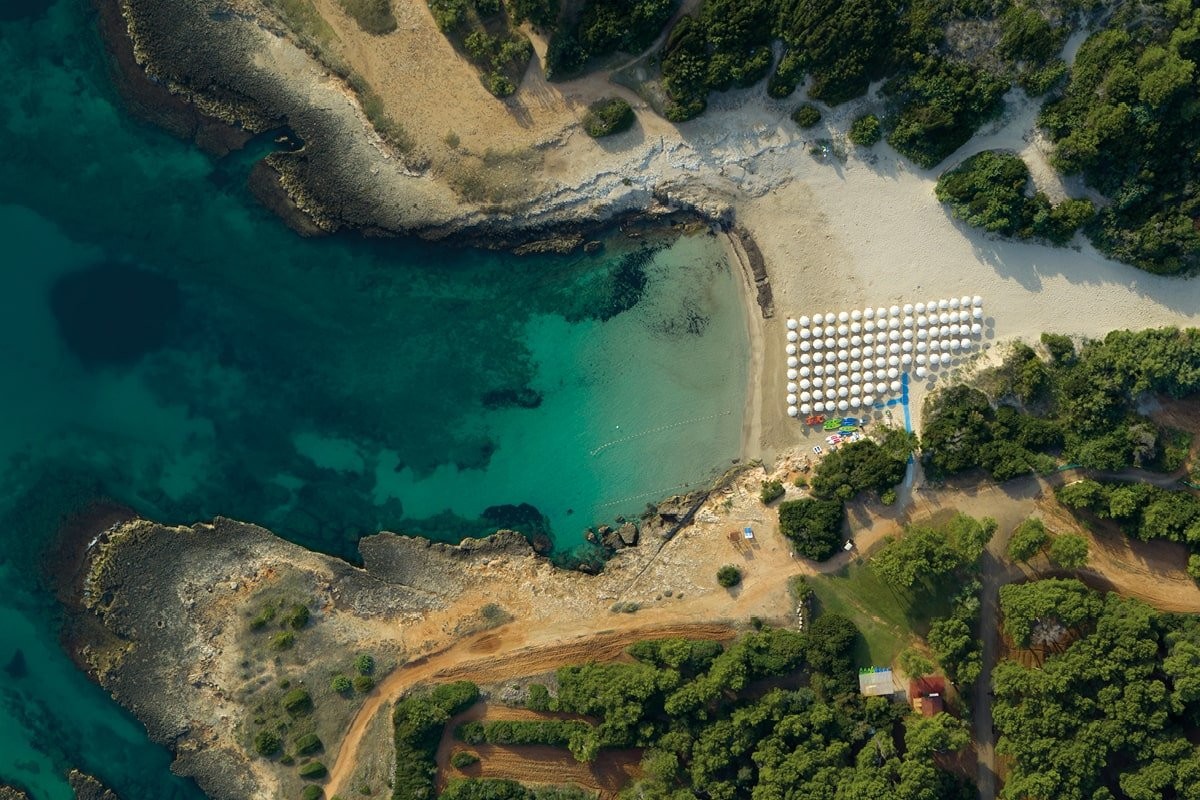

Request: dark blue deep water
left=0, top=1, right=747, bottom=797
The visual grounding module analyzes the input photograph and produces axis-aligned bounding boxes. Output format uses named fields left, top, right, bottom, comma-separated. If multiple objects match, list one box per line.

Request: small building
left=909, top=676, right=946, bottom=717
left=858, top=667, right=896, bottom=697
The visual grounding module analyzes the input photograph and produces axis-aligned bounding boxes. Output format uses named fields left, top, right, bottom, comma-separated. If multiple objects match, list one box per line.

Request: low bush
left=791, top=104, right=821, bottom=128
left=451, top=750, right=480, bottom=769
left=331, top=675, right=352, bottom=694
left=1048, top=533, right=1089, bottom=569
left=355, top=654, right=376, bottom=676
left=526, top=683, right=551, bottom=711
left=716, top=565, right=742, bottom=588
left=249, top=603, right=276, bottom=631
left=337, top=0, right=397, bottom=34
left=353, top=675, right=375, bottom=693
left=299, top=761, right=327, bottom=780
left=253, top=729, right=282, bottom=757
left=456, top=719, right=592, bottom=748
left=301, top=785, right=323, bottom=800
left=759, top=480, right=784, bottom=504
left=271, top=631, right=296, bottom=651
left=583, top=97, right=635, bottom=138
left=284, top=603, right=310, bottom=630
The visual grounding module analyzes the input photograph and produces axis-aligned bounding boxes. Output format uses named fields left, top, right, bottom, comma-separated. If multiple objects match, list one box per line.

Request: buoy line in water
left=593, top=482, right=694, bottom=509
left=589, top=411, right=733, bottom=456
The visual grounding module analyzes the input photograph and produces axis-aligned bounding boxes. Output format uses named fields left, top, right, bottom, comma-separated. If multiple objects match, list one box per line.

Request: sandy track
left=326, top=622, right=737, bottom=796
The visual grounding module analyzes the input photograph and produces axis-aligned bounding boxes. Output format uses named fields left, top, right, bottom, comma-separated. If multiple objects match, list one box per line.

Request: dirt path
left=325, top=622, right=737, bottom=797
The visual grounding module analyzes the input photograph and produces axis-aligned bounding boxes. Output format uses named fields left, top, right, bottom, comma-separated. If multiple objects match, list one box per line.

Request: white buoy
left=915, top=366, right=927, bottom=378
left=787, top=330, right=798, bottom=342
left=787, top=318, right=798, bottom=330
left=788, top=356, right=799, bottom=367
left=940, top=352, right=952, bottom=366
left=787, top=393, right=797, bottom=405
left=838, top=311, right=850, bottom=323
left=787, top=368, right=798, bottom=379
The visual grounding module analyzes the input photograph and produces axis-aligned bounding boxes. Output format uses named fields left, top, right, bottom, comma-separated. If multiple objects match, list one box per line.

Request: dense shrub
left=298, top=761, right=327, bottom=780
left=778, top=498, right=844, bottom=560
left=457, top=719, right=593, bottom=749
left=301, top=785, right=323, bottom=800
left=331, top=674, right=352, bottom=694
left=582, top=97, right=635, bottom=137
left=759, top=479, right=784, bottom=504
left=507, top=0, right=558, bottom=27
left=808, top=430, right=914, bottom=502
left=271, top=631, right=296, bottom=651
left=716, top=565, right=742, bottom=587
left=1047, top=533, right=1089, bottom=569
left=284, top=603, right=310, bottom=630
left=526, top=683, right=551, bottom=711
left=791, top=103, right=821, bottom=128
left=847, top=114, right=881, bottom=147
left=1007, top=518, right=1049, bottom=562
left=451, top=750, right=480, bottom=769
left=282, top=689, right=313, bottom=715
left=355, top=654, right=375, bottom=675
left=337, top=0, right=398, bottom=34
left=935, top=150, right=1094, bottom=244
left=293, top=733, right=323, bottom=756
left=429, top=0, right=468, bottom=31
left=253, top=729, right=282, bottom=757
left=392, top=682, right=481, bottom=800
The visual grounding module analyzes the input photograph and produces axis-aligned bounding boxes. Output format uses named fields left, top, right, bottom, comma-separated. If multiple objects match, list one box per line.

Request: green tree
left=716, top=565, right=742, bottom=588
left=1008, top=518, right=1050, bottom=562
left=848, top=114, right=882, bottom=146
left=778, top=498, right=845, bottom=560
left=253, top=729, right=282, bottom=757
left=898, top=647, right=934, bottom=678
left=1048, top=533, right=1089, bottom=569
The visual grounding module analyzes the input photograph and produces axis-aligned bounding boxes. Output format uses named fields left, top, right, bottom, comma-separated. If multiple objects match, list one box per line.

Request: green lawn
left=807, top=559, right=953, bottom=668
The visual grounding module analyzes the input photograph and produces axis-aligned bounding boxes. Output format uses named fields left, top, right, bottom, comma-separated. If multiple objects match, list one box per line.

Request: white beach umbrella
left=889, top=305, right=901, bottom=317
left=824, top=337, right=836, bottom=349
left=850, top=347, right=862, bottom=359
left=928, top=340, right=940, bottom=352
left=949, top=297, right=960, bottom=309
left=787, top=404, right=799, bottom=417
left=851, top=309, right=862, bottom=321
left=874, top=357, right=886, bottom=370
left=864, top=320, right=876, bottom=333
left=838, top=349, right=849, bottom=361
left=850, top=397, right=861, bottom=408
left=850, top=384, right=862, bottom=396
left=786, top=343, right=797, bottom=355
left=838, top=361, right=850, bottom=374
left=915, top=366, right=927, bottom=378
left=838, top=387, right=849, bottom=398
left=813, top=388, right=824, bottom=400
left=887, top=367, right=899, bottom=379
left=800, top=380, right=811, bottom=391
left=788, top=356, right=799, bottom=367
left=801, top=353, right=812, bottom=364
left=863, top=332, right=875, bottom=344
left=902, top=328, right=914, bottom=340
left=940, top=325, right=951, bottom=338
left=863, top=370, right=875, bottom=383
left=902, top=341, right=913, bottom=353
left=971, top=323, right=982, bottom=335
left=888, top=317, right=900, bottom=330
left=851, top=322, right=862, bottom=334
left=838, top=325, right=849, bottom=337
left=917, top=341, right=928, bottom=353
left=800, top=340, right=811, bottom=352
left=889, top=355, right=900, bottom=367
left=800, top=403, right=812, bottom=414
left=787, top=318, right=798, bottom=330
left=961, top=295, right=972, bottom=308
left=950, top=323, right=961, bottom=336
left=961, top=338, right=972, bottom=350
left=863, top=394, right=875, bottom=406
left=903, top=316, right=914, bottom=328
left=916, top=353, right=927, bottom=365
left=890, top=380, right=902, bottom=392
left=814, top=400, right=825, bottom=412
left=916, top=329, right=928, bottom=341
left=814, top=325, right=826, bottom=338
left=938, top=299, right=949, bottom=311
left=889, top=342, right=901, bottom=354
left=903, top=303, right=914, bottom=315
left=915, top=302, right=926, bottom=314
left=787, top=368, right=798, bottom=379
left=851, top=335, right=863, bottom=347
left=889, top=330, right=901, bottom=342
left=800, top=315, right=811, bottom=327
left=838, top=399, right=850, bottom=411
left=876, top=307, right=887, bottom=319
left=838, top=337, right=850, bottom=349
left=875, top=382, right=888, bottom=394
left=875, top=344, right=887, bottom=356
left=936, top=312, right=948, bottom=325
left=787, top=330, right=798, bottom=342
left=787, top=381, right=798, bottom=393
left=838, top=311, right=850, bottom=323
left=800, top=327, right=811, bottom=339
left=973, top=307, right=984, bottom=320
left=851, top=360, right=862, bottom=372
left=864, top=307, right=875, bottom=320
left=902, top=353, right=913, bottom=366
left=813, top=364, right=824, bottom=375
left=940, top=352, right=952, bottom=366
left=973, top=296, right=983, bottom=307
left=838, top=374, right=849, bottom=386
left=800, top=366, right=812, bottom=377
left=813, top=313, right=825, bottom=325
left=787, top=393, right=797, bottom=405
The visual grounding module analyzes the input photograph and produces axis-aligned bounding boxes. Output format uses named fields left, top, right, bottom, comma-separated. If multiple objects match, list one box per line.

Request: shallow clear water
left=0, top=1, right=747, bottom=797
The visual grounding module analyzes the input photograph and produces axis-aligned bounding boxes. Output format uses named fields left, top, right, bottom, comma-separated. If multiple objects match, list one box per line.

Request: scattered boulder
left=616, top=522, right=639, bottom=547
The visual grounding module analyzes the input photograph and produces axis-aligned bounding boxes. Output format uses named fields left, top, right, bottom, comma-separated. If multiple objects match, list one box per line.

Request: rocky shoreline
left=97, top=0, right=773, bottom=271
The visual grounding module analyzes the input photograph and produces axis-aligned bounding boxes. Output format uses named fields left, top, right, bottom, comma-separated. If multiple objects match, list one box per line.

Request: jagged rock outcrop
left=68, top=770, right=121, bottom=800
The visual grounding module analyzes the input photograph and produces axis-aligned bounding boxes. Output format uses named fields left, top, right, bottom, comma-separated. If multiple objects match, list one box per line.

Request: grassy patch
left=265, top=0, right=337, bottom=49
left=807, top=560, right=951, bottom=666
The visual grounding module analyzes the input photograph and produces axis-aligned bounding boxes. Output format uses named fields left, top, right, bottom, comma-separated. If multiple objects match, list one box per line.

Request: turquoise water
left=0, top=1, right=747, bottom=797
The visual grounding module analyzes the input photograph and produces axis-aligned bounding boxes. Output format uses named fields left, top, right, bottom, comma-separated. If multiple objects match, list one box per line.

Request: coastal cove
left=0, top=1, right=751, bottom=798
